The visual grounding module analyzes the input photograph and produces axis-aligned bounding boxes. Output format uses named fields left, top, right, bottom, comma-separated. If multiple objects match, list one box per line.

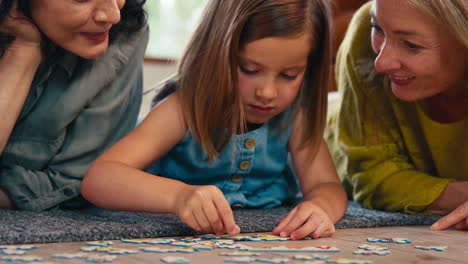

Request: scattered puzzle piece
left=367, top=238, right=410, bottom=244
left=327, top=258, right=373, bottom=264
left=353, top=249, right=391, bottom=256
left=0, top=245, right=38, bottom=250
left=191, top=243, right=215, bottom=251
left=217, top=244, right=252, bottom=251
left=85, top=241, right=115, bottom=247
left=219, top=251, right=260, bottom=256
left=199, top=234, right=291, bottom=242
left=255, top=257, right=290, bottom=263
left=293, top=254, right=330, bottom=260
left=81, top=246, right=138, bottom=255
left=240, top=245, right=340, bottom=252
left=357, top=244, right=389, bottom=251
left=81, top=246, right=101, bottom=252
left=212, top=240, right=236, bottom=245
left=1, top=255, right=43, bottom=262
left=121, top=238, right=176, bottom=245
left=53, top=252, right=90, bottom=259
left=140, top=247, right=198, bottom=253
left=85, top=255, right=118, bottom=263
left=414, top=245, right=448, bottom=251
left=0, top=249, right=27, bottom=255
left=224, top=256, right=256, bottom=263
left=161, top=256, right=190, bottom=264
left=179, top=237, right=202, bottom=243
left=169, top=242, right=199, bottom=248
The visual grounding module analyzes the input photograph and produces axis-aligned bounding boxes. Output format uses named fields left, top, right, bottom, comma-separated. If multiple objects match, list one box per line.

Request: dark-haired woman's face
left=31, top=0, right=125, bottom=59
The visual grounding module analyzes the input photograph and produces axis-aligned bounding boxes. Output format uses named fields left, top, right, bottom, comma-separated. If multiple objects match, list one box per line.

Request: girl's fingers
left=289, top=217, right=321, bottom=240
left=192, top=206, right=213, bottom=233
left=431, top=202, right=468, bottom=230
left=213, top=198, right=239, bottom=235
left=188, top=213, right=203, bottom=232
left=272, top=207, right=297, bottom=235
left=277, top=209, right=312, bottom=238
left=309, top=222, right=335, bottom=239
left=178, top=210, right=202, bottom=232
left=203, top=200, right=224, bottom=235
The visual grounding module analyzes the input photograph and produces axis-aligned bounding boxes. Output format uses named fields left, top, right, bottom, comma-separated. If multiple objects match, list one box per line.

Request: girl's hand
left=431, top=201, right=468, bottom=231
left=272, top=201, right=335, bottom=240
left=0, top=7, right=42, bottom=53
left=175, top=185, right=240, bottom=235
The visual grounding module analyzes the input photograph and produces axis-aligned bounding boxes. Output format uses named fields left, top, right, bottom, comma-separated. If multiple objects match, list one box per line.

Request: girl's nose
left=374, top=42, right=401, bottom=73
left=256, top=77, right=278, bottom=102
left=94, top=1, right=122, bottom=25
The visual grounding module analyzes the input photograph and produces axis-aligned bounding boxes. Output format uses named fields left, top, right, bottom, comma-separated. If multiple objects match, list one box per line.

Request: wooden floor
left=2, top=226, right=466, bottom=264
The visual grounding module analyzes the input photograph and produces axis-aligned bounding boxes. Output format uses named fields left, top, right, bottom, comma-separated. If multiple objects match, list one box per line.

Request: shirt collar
left=55, top=50, right=79, bottom=78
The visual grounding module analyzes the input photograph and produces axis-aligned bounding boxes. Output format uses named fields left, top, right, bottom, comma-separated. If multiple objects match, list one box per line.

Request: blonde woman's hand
left=175, top=185, right=240, bottom=235
left=0, top=7, right=41, bottom=53
left=431, top=201, right=468, bottom=231
left=272, top=201, right=335, bottom=240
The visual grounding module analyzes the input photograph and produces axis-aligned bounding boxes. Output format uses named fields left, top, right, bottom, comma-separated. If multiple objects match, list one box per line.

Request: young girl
left=82, top=0, right=347, bottom=240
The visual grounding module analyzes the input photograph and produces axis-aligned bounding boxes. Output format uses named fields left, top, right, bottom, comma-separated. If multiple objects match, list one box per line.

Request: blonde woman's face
left=371, top=0, right=468, bottom=102
left=237, top=34, right=311, bottom=124
left=31, top=0, right=125, bottom=59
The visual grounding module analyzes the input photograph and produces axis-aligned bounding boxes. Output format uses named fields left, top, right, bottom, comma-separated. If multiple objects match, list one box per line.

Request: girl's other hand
left=431, top=201, right=468, bottom=231
left=0, top=7, right=41, bottom=53
left=175, top=185, right=240, bottom=235
left=272, top=201, right=335, bottom=240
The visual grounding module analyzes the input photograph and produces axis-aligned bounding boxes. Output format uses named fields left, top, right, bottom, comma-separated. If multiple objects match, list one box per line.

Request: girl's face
left=31, top=0, right=125, bottom=59
left=237, top=34, right=311, bottom=124
left=371, top=0, right=468, bottom=102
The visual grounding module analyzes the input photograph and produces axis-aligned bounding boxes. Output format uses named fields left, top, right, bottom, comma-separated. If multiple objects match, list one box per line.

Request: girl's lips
left=250, top=105, right=274, bottom=114
left=81, top=31, right=109, bottom=44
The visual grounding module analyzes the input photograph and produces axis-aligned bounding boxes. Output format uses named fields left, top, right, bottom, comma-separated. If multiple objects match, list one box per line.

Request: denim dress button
left=231, top=174, right=243, bottom=183
left=239, top=161, right=251, bottom=171
left=244, top=138, right=256, bottom=149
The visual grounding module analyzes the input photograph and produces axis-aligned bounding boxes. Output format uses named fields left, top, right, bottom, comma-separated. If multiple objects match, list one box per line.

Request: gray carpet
left=0, top=202, right=440, bottom=245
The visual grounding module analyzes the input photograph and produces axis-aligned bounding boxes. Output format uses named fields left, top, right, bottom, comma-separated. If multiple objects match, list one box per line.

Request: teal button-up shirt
left=0, top=25, right=149, bottom=211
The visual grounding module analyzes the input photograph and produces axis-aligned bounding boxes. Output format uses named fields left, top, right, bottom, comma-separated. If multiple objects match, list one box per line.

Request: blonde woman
left=326, top=0, right=468, bottom=230
left=83, top=0, right=347, bottom=239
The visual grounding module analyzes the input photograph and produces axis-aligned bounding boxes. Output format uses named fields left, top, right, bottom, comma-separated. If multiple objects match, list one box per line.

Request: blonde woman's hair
left=408, top=0, right=468, bottom=47
left=177, top=0, right=332, bottom=160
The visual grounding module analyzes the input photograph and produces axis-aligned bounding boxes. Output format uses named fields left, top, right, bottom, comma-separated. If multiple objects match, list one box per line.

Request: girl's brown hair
left=177, top=0, right=332, bottom=160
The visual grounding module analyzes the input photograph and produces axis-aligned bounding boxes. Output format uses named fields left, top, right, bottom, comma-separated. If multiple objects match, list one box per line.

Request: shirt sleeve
left=0, top=26, right=149, bottom=211
left=331, top=3, right=452, bottom=214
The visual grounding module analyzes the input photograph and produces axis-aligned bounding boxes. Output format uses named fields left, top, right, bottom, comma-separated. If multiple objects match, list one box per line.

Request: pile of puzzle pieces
left=0, top=234, right=448, bottom=264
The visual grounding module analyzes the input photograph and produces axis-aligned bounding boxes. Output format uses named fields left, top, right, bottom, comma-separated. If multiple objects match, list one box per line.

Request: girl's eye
left=281, top=73, right=297, bottom=80
left=239, top=65, right=258, bottom=75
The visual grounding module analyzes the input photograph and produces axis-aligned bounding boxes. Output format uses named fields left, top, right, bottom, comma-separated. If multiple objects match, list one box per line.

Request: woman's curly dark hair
left=0, top=0, right=147, bottom=55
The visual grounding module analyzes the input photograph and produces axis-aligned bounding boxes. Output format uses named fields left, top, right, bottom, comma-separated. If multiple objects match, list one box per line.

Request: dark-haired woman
left=0, top=0, right=148, bottom=211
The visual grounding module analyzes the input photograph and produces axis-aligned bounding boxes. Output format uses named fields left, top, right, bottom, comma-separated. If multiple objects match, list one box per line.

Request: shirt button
left=239, top=161, right=251, bottom=171
left=231, top=174, right=243, bottom=183
left=232, top=204, right=243, bottom=209
left=244, top=138, right=256, bottom=149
